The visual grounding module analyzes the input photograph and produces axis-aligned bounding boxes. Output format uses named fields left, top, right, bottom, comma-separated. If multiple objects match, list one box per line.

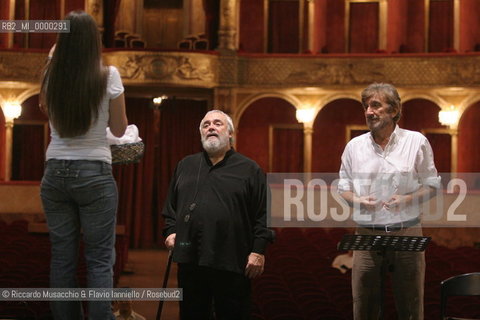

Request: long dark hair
left=41, top=10, right=107, bottom=138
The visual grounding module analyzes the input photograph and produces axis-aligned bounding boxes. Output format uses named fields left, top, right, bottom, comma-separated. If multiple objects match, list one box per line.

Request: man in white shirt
left=338, top=83, right=440, bottom=320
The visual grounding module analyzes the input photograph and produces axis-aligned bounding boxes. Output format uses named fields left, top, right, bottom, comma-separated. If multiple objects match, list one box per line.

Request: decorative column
left=453, top=0, right=460, bottom=52
left=217, top=0, right=238, bottom=52
left=4, top=120, right=13, bottom=181
left=303, top=126, right=313, bottom=173
left=306, top=0, right=315, bottom=53
left=296, top=108, right=315, bottom=173
left=6, top=0, right=15, bottom=48
left=450, top=129, right=458, bottom=173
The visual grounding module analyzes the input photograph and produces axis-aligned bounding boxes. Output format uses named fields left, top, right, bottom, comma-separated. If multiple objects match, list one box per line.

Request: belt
left=359, top=217, right=421, bottom=233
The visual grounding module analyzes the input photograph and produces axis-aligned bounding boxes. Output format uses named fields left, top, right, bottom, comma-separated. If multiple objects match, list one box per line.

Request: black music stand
left=338, top=234, right=430, bottom=319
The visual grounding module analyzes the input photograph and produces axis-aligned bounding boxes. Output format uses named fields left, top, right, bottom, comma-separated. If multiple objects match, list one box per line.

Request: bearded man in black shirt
left=162, top=110, right=274, bottom=320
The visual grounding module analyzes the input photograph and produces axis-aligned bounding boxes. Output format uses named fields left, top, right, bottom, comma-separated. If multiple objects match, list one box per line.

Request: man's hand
left=340, top=191, right=380, bottom=211
left=164, top=233, right=176, bottom=250
left=245, top=253, right=265, bottom=279
left=357, top=196, right=381, bottom=211
left=385, top=186, right=436, bottom=212
left=384, top=194, right=413, bottom=212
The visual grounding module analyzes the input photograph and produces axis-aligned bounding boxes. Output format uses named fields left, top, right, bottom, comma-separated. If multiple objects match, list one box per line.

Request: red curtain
left=239, top=0, right=264, bottom=52
left=325, top=0, right=345, bottom=53
left=202, top=0, right=220, bottom=50
left=65, top=0, right=85, bottom=15
left=458, top=102, right=480, bottom=172
left=405, top=0, right=426, bottom=53
left=28, top=0, right=60, bottom=49
left=268, top=0, right=299, bottom=53
left=459, top=0, right=480, bottom=52
left=429, top=0, right=454, bottom=52
left=18, top=96, right=48, bottom=121
left=13, top=0, right=26, bottom=48
left=349, top=2, right=379, bottom=53
left=272, top=127, right=303, bottom=172
left=103, top=0, right=122, bottom=48
left=155, top=99, right=207, bottom=246
left=399, top=99, right=443, bottom=132
left=11, top=95, right=48, bottom=181
left=12, top=125, right=46, bottom=180
left=312, top=99, right=364, bottom=172
left=113, top=98, right=157, bottom=249
left=237, top=97, right=298, bottom=172
left=425, top=132, right=451, bottom=173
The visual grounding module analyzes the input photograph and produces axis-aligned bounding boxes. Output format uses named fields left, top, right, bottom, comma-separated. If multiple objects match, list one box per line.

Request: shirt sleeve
left=250, top=167, right=275, bottom=254
left=416, top=137, right=441, bottom=189
left=162, top=163, right=180, bottom=238
left=338, top=143, right=354, bottom=193
left=107, top=66, right=124, bottom=100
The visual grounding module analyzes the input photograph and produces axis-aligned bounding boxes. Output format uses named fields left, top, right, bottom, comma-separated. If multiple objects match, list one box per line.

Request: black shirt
left=162, top=149, right=274, bottom=274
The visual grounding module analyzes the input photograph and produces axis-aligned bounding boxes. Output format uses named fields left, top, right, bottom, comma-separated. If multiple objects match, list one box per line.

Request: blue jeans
left=40, top=160, right=117, bottom=320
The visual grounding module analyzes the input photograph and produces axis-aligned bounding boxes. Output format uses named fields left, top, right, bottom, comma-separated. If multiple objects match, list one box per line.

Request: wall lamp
left=296, top=107, right=316, bottom=124
left=2, top=101, right=22, bottom=124
left=151, top=95, right=168, bottom=110
left=438, top=105, right=459, bottom=128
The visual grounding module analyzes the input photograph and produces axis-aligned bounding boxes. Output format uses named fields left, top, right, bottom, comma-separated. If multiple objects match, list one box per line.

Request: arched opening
left=312, top=98, right=364, bottom=172
left=401, top=99, right=450, bottom=173
left=458, top=101, right=480, bottom=173
left=11, top=95, right=48, bottom=181
left=237, top=97, right=300, bottom=172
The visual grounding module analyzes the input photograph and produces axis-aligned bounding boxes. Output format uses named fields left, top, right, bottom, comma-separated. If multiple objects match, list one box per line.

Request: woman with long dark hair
left=40, top=10, right=128, bottom=320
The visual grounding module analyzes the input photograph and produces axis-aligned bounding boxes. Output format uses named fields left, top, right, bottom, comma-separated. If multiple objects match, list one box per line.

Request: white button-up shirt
left=338, top=125, right=441, bottom=225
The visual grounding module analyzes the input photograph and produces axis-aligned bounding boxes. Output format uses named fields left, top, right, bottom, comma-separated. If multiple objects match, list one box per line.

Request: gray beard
left=202, top=136, right=229, bottom=154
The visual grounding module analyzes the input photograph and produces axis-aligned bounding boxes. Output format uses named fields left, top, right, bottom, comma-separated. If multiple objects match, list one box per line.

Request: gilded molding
left=238, top=55, right=480, bottom=87
left=104, top=51, right=218, bottom=87
left=0, top=52, right=45, bottom=82
left=3, top=50, right=480, bottom=89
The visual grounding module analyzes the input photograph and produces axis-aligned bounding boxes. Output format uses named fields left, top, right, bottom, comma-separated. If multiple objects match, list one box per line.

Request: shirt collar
left=202, top=148, right=235, bottom=167
left=368, top=124, right=399, bottom=149
left=389, top=124, right=400, bottom=145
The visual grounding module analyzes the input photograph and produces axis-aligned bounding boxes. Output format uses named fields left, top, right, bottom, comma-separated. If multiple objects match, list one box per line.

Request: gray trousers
left=352, top=225, right=425, bottom=320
